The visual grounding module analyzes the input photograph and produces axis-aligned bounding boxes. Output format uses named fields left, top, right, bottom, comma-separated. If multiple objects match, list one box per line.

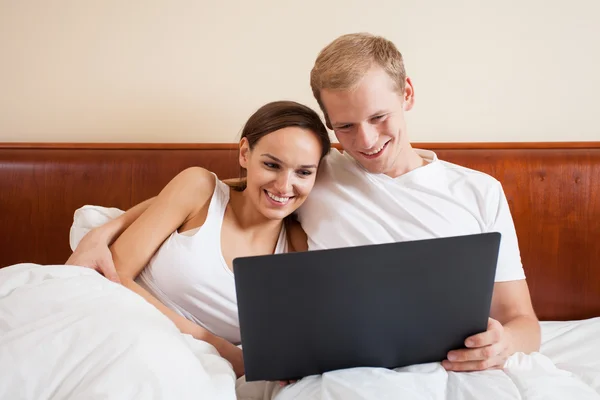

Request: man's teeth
left=364, top=143, right=386, bottom=155
left=267, top=191, right=290, bottom=203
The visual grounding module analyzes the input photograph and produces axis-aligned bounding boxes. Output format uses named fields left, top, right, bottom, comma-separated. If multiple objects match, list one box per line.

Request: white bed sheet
left=0, top=263, right=237, bottom=400
left=1, top=262, right=598, bottom=400
left=236, top=318, right=600, bottom=400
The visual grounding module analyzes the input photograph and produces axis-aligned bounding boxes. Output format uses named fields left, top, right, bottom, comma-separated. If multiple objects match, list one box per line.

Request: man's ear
left=403, top=76, right=415, bottom=111
left=239, top=137, right=250, bottom=168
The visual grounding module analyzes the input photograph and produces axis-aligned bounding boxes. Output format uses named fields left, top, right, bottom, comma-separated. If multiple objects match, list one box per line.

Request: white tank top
left=136, top=176, right=288, bottom=344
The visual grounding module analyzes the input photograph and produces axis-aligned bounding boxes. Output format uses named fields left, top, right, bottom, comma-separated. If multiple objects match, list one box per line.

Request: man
left=68, top=32, right=540, bottom=372
left=298, top=33, right=540, bottom=372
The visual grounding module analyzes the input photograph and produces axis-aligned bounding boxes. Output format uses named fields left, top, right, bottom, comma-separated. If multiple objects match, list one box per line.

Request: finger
left=448, top=343, right=501, bottom=363
left=65, top=254, right=87, bottom=268
left=442, top=356, right=504, bottom=372
left=487, top=317, right=503, bottom=331
left=98, top=258, right=121, bottom=284
left=465, top=321, right=503, bottom=348
left=278, top=380, right=297, bottom=387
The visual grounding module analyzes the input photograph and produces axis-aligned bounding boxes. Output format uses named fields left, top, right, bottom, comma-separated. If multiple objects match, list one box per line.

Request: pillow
left=69, top=205, right=125, bottom=251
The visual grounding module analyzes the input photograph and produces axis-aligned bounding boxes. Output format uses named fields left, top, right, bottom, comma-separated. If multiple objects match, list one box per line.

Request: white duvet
left=0, top=263, right=237, bottom=400
left=237, top=317, right=600, bottom=400
left=1, top=204, right=598, bottom=399
left=1, top=263, right=599, bottom=400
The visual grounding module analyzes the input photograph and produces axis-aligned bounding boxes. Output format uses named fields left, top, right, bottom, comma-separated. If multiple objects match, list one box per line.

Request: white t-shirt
left=297, top=148, right=525, bottom=282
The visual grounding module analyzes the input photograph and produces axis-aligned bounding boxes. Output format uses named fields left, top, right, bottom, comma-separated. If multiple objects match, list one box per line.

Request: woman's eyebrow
left=261, top=153, right=317, bottom=169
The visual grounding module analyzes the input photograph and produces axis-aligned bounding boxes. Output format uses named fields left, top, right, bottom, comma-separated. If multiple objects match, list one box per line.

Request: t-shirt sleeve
left=487, top=182, right=526, bottom=282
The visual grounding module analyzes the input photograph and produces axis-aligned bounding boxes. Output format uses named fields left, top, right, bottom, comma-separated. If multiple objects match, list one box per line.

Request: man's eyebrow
left=369, top=110, right=388, bottom=118
left=261, top=153, right=317, bottom=169
left=332, top=111, right=388, bottom=127
left=331, top=121, right=353, bottom=128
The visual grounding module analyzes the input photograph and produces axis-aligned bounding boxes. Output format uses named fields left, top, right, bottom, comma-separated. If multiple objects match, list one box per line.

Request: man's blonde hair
left=310, top=33, right=406, bottom=121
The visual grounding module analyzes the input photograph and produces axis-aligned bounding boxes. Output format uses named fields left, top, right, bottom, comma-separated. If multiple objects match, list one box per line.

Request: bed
left=1, top=142, right=599, bottom=399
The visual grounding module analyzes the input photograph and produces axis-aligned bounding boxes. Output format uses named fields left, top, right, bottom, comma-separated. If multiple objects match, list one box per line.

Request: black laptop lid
left=233, top=232, right=501, bottom=382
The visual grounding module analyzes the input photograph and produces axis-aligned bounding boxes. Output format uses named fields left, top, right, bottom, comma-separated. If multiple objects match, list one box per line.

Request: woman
left=67, top=101, right=331, bottom=378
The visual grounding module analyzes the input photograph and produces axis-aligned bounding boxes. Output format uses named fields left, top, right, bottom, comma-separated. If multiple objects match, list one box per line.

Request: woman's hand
left=279, top=379, right=298, bottom=387
left=66, top=196, right=157, bottom=283
left=66, top=229, right=120, bottom=283
left=212, top=336, right=245, bottom=378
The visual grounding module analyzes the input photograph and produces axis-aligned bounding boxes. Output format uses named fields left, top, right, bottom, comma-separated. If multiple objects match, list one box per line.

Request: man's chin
left=357, top=159, right=388, bottom=174
left=348, top=149, right=390, bottom=174
left=358, top=148, right=405, bottom=176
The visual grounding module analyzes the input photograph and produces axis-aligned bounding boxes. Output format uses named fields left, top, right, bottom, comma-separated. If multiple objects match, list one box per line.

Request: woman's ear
left=239, top=137, right=250, bottom=168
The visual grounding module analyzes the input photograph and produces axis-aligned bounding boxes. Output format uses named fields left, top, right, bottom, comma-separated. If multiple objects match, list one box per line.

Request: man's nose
left=356, top=123, right=378, bottom=149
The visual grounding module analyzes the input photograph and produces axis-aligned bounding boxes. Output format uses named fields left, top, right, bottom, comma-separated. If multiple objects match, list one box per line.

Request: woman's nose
left=273, top=172, right=293, bottom=193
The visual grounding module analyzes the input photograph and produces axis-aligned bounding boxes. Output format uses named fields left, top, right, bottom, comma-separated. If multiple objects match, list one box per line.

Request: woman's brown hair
left=228, top=100, right=331, bottom=191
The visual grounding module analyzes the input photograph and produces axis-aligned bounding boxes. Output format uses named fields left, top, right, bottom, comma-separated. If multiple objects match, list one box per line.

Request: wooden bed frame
left=1, top=142, right=599, bottom=322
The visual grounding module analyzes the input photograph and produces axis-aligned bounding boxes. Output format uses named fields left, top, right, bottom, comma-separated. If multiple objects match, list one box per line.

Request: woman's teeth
left=266, top=191, right=290, bottom=204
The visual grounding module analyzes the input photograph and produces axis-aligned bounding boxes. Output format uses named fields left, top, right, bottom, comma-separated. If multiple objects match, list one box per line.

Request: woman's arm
left=109, top=168, right=245, bottom=375
left=97, top=197, right=157, bottom=245
left=66, top=197, right=157, bottom=281
left=109, top=168, right=214, bottom=336
left=68, top=168, right=245, bottom=376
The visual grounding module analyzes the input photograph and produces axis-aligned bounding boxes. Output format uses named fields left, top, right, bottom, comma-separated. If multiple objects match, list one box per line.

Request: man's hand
left=65, top=230, right=120, bottom=283
left=442, top=318, right=510, bottom=372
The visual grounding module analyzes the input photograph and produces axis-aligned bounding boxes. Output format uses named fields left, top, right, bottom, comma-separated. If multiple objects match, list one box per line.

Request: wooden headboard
left=1, top=142, right=599, bottom=322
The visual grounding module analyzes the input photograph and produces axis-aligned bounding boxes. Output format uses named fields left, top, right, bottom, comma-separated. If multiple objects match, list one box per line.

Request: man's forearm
left=95, top=197, right=156, bottom=245
left=504, top=314, right=541, bottom=355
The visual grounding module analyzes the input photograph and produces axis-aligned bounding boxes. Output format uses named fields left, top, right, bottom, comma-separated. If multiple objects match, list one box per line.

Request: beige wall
left=1, top=0, right=598, bottom=143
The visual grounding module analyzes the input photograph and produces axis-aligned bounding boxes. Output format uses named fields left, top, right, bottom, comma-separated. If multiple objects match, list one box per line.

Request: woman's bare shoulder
left=163, top=167, right=219, bottom=220
left=166, top=166, right=216, bottom=199
left=286, top=218, right=308, bottom=253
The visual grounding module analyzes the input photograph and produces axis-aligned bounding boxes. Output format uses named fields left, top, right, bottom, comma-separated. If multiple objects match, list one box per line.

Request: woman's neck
left=228, top=189, right=283, bottom=237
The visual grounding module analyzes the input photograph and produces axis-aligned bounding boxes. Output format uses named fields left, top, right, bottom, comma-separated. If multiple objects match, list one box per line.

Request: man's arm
left=443, top=182, right=540, bottom=371
left=490, top=280, right=540, bottom=355
left=443, top=279, right=540, bottom=372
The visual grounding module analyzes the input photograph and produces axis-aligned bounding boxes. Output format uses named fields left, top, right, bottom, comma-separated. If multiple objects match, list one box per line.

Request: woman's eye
left=297, top=170, right=312, bottom=176
left=264, top=162, right=279, bottom=169
left=372, top=115, right=385, bottom=121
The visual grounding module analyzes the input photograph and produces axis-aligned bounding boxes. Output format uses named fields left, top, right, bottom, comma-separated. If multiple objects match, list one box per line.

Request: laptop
left=233, top=232, right=501, bottom=382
